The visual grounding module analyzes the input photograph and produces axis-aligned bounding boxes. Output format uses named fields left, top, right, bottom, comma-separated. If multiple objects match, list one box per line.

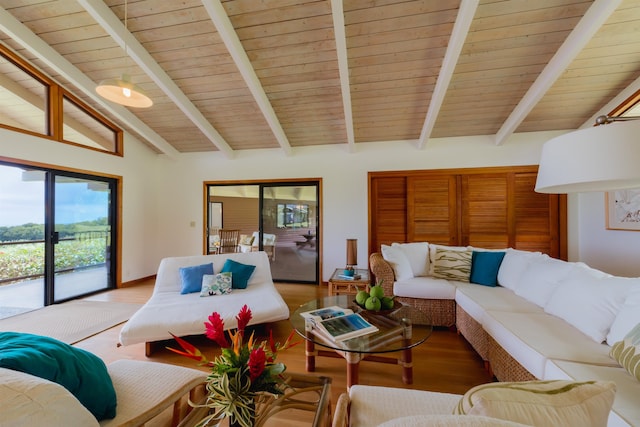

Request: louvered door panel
left=407, top=175, right=458, bottom=245
left=461, top=174, right=510, bottom=248
left=369, top=176, right=407, bottom=253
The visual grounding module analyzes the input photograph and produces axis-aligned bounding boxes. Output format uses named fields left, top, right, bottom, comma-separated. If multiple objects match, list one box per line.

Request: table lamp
left=345, top=239, right=357, bottom=276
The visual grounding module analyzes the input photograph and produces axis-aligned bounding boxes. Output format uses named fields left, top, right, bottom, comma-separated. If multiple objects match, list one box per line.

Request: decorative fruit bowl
left=353, top=298, right=402, bottom=314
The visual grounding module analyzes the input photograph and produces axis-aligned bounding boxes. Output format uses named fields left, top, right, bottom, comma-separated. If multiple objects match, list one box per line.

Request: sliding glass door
left=0, top=162, right=116, bottom=317
left=206, top=181, right=320, bottom=284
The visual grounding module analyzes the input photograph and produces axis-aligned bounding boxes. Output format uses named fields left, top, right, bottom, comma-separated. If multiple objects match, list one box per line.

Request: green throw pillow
left=220, top=259, right=256, bottom=289
left=0, top=332, right=117, bottom=420
left=610, top=322, right=640, bottom=381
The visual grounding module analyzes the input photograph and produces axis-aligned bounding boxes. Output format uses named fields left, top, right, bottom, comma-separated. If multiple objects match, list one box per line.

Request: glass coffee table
left=291, top=295, right=432, bottom=389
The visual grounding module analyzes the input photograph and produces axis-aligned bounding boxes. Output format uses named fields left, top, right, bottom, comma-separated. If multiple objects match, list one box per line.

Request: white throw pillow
left=496, top=249, right=542, bottom=291
left=514, top=256, right=577, bottom=308
left=607, top=283, right=640, bottom=345
left=391, top=242, right=430, bottom=277
left=545, top=273, right=639, bottom=343
left=428, top=244, right=469, bottom=276
left=381, top=244, right=413, bottom=281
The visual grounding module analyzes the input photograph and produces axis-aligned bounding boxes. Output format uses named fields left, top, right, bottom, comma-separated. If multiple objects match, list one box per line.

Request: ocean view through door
left=0, top=162, right=117, bottom=317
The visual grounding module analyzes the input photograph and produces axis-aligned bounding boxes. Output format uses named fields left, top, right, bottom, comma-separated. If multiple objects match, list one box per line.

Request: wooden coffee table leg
left=345, top=352, right=362, bottom=389
left=305, top=338, right=316, bottom=372
left=400, top=342, right=413, bottom=384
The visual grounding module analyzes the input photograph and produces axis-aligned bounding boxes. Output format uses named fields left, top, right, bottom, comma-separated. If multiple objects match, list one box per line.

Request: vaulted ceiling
left=1, top=0, right=639, bottom=159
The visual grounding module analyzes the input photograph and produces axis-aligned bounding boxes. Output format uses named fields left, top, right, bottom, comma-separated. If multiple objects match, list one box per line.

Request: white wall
left=0, top=128, right=160, bottom=283
left=153, top=131, right=561, bottom=281
left=5, top=127, right=639, bottom=282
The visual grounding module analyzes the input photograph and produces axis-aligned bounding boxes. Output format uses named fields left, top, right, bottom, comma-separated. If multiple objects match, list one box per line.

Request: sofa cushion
left=0, top=332, right=116, bottom=420
left=348, top=384, right=461, bottom=427
left=378, top=415, right=530, bottom=427
left=497, top=249, right=542, bottom=291
left=0, top=367, right=100, bottom=427
left=200, top=272, right=232, bottom=297
left=381, top=244, right=413, bottom=280
left=393, top=277, right=457, bottom=300
left=610, top=323, right=640, bottom=382
left=220, top=259, right=256, bottom=289
left=454, top=380, right=616, bottom=427
left=179, top=262, right=214, bottom=294
left=513, top=255, right=577, bottom=308
left=432, top=248, right=472, bottom=282
left=607, top=285, right=640, bottom=345
left=483, top=311, right=616, bottom=379
left=455, top=284, right=543, bottom=324
left=392, top=242, right=430, bottom=277
left=470, top=251, right=506, bottom=287
left=545, top=273, right=639, bottom=343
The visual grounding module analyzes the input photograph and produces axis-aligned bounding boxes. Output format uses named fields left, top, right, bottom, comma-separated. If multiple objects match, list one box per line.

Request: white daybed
left=119, top=251, right=289, bottom=355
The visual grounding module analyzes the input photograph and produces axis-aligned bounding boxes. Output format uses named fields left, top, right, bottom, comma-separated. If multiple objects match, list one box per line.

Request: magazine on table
left=301, top=306, right=378, bottom=342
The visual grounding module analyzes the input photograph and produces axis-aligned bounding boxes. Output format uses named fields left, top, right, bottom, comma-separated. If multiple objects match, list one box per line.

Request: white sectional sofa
left=370, top=243, right=640, bottom=426
left=119, top=251, right=289, bottom=355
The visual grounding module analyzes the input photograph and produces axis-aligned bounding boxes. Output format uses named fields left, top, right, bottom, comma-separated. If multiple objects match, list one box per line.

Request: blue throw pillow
left=179, top=262, right=214, bottom=294
left=220, top=259, right=256, bottom=289
left=0, top=332, right=117, bottom=420
left=470, top=251, right=506, bottom=287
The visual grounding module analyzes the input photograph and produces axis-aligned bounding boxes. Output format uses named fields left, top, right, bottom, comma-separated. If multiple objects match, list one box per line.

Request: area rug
left=0, top=300, right=141, bottom=344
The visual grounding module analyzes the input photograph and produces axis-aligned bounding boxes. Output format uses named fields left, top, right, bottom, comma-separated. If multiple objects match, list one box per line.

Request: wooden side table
left=328, top=268, right=370, bottom=296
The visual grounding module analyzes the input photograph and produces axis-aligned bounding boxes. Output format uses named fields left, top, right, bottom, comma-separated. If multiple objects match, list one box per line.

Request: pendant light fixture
left=95, top=0, right=152, bottom=108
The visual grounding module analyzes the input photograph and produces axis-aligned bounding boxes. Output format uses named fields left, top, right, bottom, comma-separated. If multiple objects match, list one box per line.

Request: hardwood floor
left=79, top=280, right=493, bottom=419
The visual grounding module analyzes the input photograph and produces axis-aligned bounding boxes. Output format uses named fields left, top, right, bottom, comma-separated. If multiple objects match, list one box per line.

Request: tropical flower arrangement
left=168, top=305, right=297, bottom=427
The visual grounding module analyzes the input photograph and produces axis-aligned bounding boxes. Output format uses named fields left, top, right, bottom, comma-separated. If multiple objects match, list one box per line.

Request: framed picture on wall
left=606, top=190, right=640, bottom=231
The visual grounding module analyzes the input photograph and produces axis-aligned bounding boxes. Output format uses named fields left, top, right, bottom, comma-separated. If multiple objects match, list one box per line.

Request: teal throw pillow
left=179, top=262, right=214, bottom=294
left=470, top=251, right=506, bottom=287
left=0, top=332, right=117, bottom=420
left=220, top=259, right=256, bottom=289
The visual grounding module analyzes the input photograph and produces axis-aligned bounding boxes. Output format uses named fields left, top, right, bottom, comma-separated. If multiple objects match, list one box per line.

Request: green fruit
left=381, top=296, right=395, bottom=310
left=355, top=290, right=369, bottom=306
left=369, top=285, right=384, bottom=299
left=365, top=296, right=381, bottom=311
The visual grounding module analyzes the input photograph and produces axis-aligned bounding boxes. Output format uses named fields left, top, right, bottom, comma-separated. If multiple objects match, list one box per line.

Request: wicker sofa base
left=456, top=306, right=490, bottom=361
left=487, top=336, right=537, bottom=382
left=396, top=296, right=456, bottom=327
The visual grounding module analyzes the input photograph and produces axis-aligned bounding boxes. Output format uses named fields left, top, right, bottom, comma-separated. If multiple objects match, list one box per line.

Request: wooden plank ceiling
left=0, top=0, right=639, bottom=157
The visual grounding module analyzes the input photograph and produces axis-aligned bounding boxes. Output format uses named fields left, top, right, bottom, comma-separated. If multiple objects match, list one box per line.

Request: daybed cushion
left=393, top=276, right=457, bottom=300
left=454, top=380, right=616, bottom=427
left=119, top=251, right=289, bottom=346
left=0, top=332, right=116, bottom=420
left=378, top=415, right=530, bottom=427
left=0, top=367, right=99, bottom=427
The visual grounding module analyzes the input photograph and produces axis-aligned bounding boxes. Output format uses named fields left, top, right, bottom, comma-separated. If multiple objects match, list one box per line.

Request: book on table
left=301, top=306, right=378, bottom=342
left=337, top=274, right=361, bottom=280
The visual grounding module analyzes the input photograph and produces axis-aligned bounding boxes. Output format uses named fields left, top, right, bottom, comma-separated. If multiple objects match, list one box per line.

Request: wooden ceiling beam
left=331, top=0, right=354, bottom=152
left=417, top=0, right=479, bottom=149
left=202, top=0, right=292, bottom=157
left=494, top=0, right=623, bottom=146
left=78, top=0, right=235, bottom=158
left=0, top=6, right=180, bottom=159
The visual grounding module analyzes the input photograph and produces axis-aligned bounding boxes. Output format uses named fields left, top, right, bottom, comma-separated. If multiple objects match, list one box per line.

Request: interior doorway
left=205, top=180, right=320, bottom=284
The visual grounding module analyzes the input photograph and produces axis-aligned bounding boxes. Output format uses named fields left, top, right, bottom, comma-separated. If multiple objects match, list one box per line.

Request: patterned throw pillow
left=240, top=235, right=255, bottom=246
left=200, top=272, right=232, bottom=297
left=454, top=380, right=616, bottom=427
left=432, top=248, right=472, bottom=282
left=610, top=322, right=640, bottom=381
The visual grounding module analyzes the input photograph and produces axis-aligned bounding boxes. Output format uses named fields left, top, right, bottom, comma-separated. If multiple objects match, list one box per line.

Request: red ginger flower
left=205, top=312, right=229, bottom=348
left=236, top=304, right=252, bottom=337
left=248, top=347, right=266, bottom=381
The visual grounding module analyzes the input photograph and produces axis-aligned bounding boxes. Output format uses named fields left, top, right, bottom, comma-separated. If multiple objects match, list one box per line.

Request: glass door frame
left=204, top=178, right=322, bottom=284
left=0, top=158, right=120, bottom=306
